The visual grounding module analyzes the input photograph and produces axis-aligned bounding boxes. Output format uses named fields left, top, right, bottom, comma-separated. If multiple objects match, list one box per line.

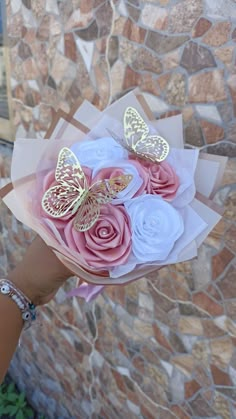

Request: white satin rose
left=71, top=137, right=128, bottom=169
left=125, top=195, right=184, bottom=262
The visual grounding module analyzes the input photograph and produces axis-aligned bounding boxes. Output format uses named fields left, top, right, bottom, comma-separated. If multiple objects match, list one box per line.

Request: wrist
left=8, top=268, right=40, bottom=306
left=7, top=237, right=71, bottom=306
left=0, top=279, right=37, bottom=327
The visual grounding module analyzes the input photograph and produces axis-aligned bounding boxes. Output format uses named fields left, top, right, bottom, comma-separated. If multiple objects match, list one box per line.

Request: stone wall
left=1, top=0, right=236, bottom=417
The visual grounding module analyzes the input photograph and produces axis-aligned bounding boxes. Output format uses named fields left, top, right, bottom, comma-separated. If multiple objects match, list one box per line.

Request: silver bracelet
left=0, top=279, right=36, bottom=327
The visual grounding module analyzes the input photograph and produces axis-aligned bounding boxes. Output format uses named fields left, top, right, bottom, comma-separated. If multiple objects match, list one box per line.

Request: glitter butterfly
left=107, top=107, right=169, bottom=163
left=42, top=147, right=132, bottom=232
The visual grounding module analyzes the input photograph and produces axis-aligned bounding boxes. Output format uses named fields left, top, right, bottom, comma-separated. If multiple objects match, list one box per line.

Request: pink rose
left=93, top=167, right=124, bottom=182
left=64, top=204, right=132, bottom=269
left=36, top=166, right=92, bottom=229
left=130, top=158, right=179, bottom=201
left=92, top=160, right=148, bottom=199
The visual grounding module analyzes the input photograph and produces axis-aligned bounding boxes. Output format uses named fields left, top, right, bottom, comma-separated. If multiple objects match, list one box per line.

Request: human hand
left=8, top=236, right=72, bottom=305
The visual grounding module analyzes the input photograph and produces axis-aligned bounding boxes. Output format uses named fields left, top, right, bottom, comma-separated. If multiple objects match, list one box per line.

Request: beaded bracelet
left=0, top=279, right=36, bottom=328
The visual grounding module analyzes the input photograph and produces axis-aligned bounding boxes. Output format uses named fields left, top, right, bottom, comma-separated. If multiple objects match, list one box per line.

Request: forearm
left=0, top=237, right=71, bottom=383
left=0, top=261, right=34, bottom=384
left=0, top=294, right=23, bottom=383
left=0, top=262, right=34, bottom=384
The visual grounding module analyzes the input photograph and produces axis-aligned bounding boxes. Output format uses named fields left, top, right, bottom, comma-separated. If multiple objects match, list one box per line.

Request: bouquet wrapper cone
left=0, top=90, right=227, bottom=286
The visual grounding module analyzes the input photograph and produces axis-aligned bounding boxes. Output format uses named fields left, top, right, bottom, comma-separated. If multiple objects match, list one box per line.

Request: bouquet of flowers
left=0, top=90, right=227, bottom=301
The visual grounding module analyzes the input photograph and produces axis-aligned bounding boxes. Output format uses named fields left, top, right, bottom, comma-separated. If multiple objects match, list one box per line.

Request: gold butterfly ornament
left=107, top=107, right=170, bottom=163
left=42, top=147, right=132, bottom=232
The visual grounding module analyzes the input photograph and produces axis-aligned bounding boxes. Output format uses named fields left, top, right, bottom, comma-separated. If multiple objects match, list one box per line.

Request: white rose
left=125, top=195, right=184, bottom=262
left=71, top=137, right=128, bottom=169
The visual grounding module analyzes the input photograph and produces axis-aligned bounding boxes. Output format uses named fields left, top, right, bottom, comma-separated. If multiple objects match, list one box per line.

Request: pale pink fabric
left=67, top=283, right=105, bottom=302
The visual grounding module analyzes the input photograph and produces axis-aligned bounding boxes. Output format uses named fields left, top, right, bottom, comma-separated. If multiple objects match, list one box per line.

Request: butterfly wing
left=73, top=195, right=100, bottom=232
left=89, top=174, right=133, bottom=204
left=135, top=134, right=170, bottom=163
left=55, top=147, right=87, bottom=190
left=73, top=175, right=132, bottom=231
left=107, top=108, right=149, bottom=153
left=124, top=107, right=169, bottom=162
left=42, top=184, right=82, bottom=217
left=42, top=147, right=86, bottom=218
left=124, top=107, right=149, bottom=148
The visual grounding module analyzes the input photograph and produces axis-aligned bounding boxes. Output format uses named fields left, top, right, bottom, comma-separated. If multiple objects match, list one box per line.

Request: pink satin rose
left=38, top=166, right=92, bottom=229
left=93, top=167, right=124, bottom=182
left=64, top=204, right=132, bottom=269
left=130, top=158, right=179, bottom=201
left=92, top=160, right=148, bottom=199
